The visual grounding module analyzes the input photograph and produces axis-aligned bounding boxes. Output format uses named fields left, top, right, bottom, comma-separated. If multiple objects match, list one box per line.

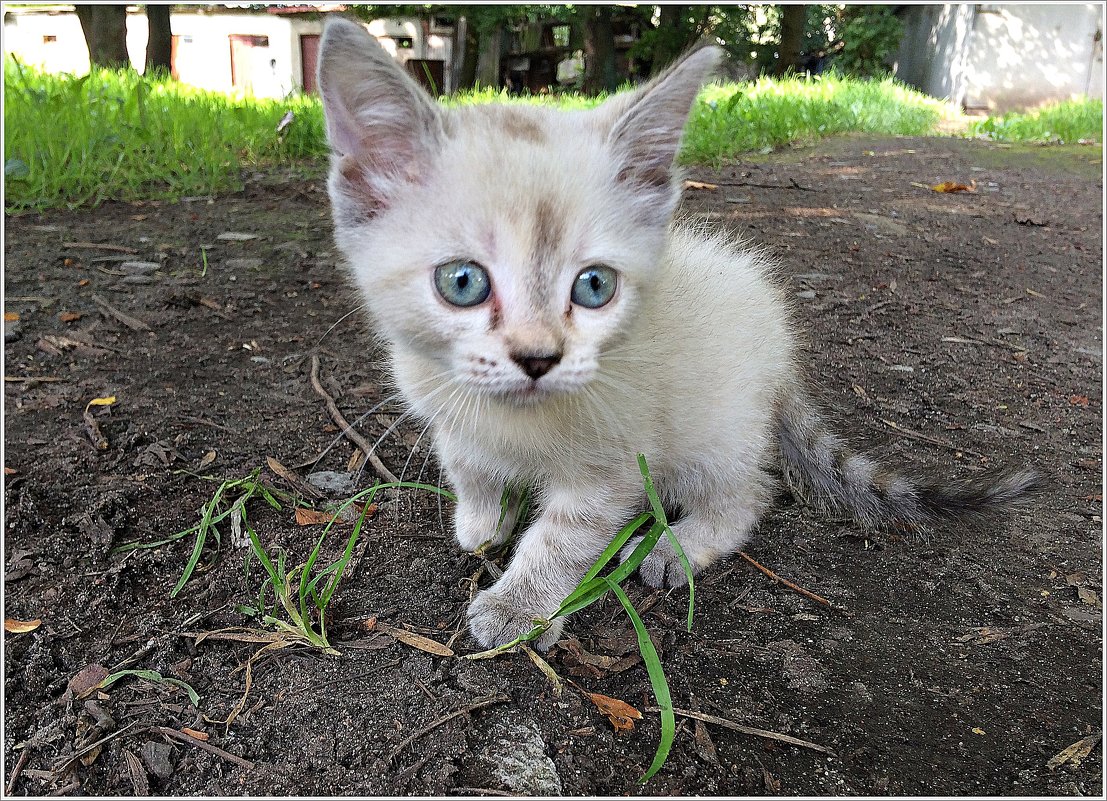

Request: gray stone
left=118, top=261, right=160, bottom=274
left=225, top=258, right=263, bottom=271
left=140, top=741, right=175, bottom=779
left=478, top=717, right=562, bottom=796
left=305, top=470, right=358, bottom=496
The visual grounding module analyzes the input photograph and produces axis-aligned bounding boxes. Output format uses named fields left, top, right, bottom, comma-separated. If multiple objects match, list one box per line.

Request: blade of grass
left=637, top=454, right=695, bottom=631
left=602, top=578, right=674, bottom=783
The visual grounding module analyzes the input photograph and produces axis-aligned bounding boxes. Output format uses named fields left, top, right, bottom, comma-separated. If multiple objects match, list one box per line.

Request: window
left=393, top=36, right=413, bottom=49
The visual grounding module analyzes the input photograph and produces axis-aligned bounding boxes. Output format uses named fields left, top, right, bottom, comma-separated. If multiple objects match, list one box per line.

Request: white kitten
left=317, top=18, right=1039, bottom=649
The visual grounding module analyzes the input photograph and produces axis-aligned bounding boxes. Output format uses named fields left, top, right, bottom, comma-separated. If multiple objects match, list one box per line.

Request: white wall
left=894, top=4, right=1104, bottom=111
left=2, top=8, right=450, bottom=97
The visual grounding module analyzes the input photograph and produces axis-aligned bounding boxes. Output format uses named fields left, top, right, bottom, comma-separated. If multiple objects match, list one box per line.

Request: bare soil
left=3, top=135, right=1102, bottom=796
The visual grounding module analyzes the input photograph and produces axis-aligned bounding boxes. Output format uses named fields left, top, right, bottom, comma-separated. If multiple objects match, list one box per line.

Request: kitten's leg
left=468, top=487, right=637, bottom=649
left=623, top=470, right=772, bottom=587
left=444, top=458, right=522, bottom=554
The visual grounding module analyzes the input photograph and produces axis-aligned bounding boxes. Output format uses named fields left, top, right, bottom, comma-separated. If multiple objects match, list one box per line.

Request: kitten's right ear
left=318, top=16, right=443, bottom=220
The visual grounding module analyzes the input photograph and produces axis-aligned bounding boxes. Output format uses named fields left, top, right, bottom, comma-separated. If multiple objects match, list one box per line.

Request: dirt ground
left=3, top=135, right=1102, bottom=797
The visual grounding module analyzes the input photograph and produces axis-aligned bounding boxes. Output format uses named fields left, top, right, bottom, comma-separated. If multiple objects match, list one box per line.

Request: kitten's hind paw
left=620, top=536, right=696, bottom=589
left=467, top=589, right=564, bottom=650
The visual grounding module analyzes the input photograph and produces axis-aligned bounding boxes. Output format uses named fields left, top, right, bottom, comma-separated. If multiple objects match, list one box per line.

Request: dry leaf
left=375, top=622, right=454, bottom=657
left=67, top=663, right=109, bottom=699
left=1077, top=587, right=1100, bottom=608
left=58, top=311, right=82, bottom=323
left=180, top=727, right=209, bottom=741
left=930, top=180, right=976, bottom=193
left=294, top=503, right=376, bottom=526
left=78, top=279, right=91, bottom=287
left=4, top=617, right=41, bottom=633
left=683, top=180, right=718, bottom=191
left=1069, top=395, right=1090, bottom=407
left=971, top=727, right=986, bottom=735
left=587, top=692, right=642, bottom=733
left=4, top=312, right=19, bottom=322
left=86, top=395, right=117, bottom=409
left=197, top=450, right=216, bottom=469
left=81, top=745, right=103, bottom=767
left=1047, top=732, right=1102, bottom=770
left=3, top=467, right=16, bottom=475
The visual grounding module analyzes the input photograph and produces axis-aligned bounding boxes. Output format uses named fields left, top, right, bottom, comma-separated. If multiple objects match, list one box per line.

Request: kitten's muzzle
left=511, top=351, right=562, bottom=380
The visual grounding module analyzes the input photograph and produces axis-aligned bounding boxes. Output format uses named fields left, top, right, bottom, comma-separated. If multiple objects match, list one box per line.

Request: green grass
left=967, top=98, right=1104, bottom=144
left=683, top=71, right=951, bottom=165
left=5, top=57, right=1100, bottom=213
left=3, top=57, right=327, bottom=212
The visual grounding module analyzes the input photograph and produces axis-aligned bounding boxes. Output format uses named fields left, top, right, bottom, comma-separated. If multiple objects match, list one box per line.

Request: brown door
left=300, top=34, right=320, bottom=93
left=229, top=34, right=270, bottom=91
left=406, top=59, right=445, bottom=96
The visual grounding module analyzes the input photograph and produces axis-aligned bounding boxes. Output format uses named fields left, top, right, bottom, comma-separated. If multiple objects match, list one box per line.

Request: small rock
left=140, top=741, right=175, bottom=779
left=478, top=717, right=562, bottom=796
left=794, top=290, right=817, bottom=300
left=118, top=261, right=160, bottom=275
left=216, top=232, right=258, bottom=242
left=4, top=319, right=22, bottom=343
left=305, top=470, right=358, bottom=496
left=225, top=258, right=263, bottom=271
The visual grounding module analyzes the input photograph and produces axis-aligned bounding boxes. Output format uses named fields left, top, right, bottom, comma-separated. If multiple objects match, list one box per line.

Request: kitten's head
left=319, top=17, right=718, bottom=406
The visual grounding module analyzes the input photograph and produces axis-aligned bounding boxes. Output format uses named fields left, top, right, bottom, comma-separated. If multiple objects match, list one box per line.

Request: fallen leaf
left=1047, top=732, right=1102, bottom=770
left=294, top=503, right=376, bottom=526
left=929, top=180, right=976, bottom=193
left=81, top=745, right=103, bottom=766
left=683, top=180, right=718, bottom=191
left=86, top=395, right=117, bottom=409
left=586, top=692, right=642, bottom=733
left=971, top=727, right=986, bottom=735
left=58, top=311, right=82, bottom=323
left=197, top=450, right=217, bottom=469
left=67, top=663, right=109, bottom=699
left=4, top=312, right=19, bottom=322
left=374, top=622, right=454, bottom=657
left=4, top=618, right=41, bottom=633
left=3, top=467, right=16, bottom=475
left=1069, top=395, right=1090, bottom=407
left=180, top=727, right=209, bottom=741
left=78, top=279, right=91, bottom=287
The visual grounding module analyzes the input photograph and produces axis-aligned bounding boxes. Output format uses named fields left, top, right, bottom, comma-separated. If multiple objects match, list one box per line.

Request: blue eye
left=571, top=265, right=617, bottom=308
left=434, top=261, right=491, bottom=307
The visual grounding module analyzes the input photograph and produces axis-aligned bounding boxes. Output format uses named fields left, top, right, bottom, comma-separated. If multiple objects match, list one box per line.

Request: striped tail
left=776, top=391, right=1042, bottom=530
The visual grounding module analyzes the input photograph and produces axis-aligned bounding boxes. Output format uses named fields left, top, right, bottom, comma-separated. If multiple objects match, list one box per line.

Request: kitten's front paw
left=467, top=589, right=564, bottom=650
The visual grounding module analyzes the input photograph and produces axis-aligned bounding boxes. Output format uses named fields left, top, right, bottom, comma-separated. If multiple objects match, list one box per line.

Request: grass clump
left=683, top=70, right=951, bottom=165
left=3, top=57, right=327, bottom=211
left=968, top=97, right=1103, bottom=144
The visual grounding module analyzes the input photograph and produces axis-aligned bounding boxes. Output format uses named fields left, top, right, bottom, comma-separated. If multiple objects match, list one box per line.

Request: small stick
left=91, top=294, right=150, bottom=332
left=64, top=241, right=138, bottom=253
left=47, top=779, right=81, bottom=796
left=647, top=706, right=834, bottom=755
left=154, top=727, right=254, bottom=770
left=737, top=552, right=837, bottom=609
left=388, top=694, right=509, bottom=760
left=6, top=749, right=30, bottom=795
left=82, top=408, right=109, bottom=451
left=4, top=376, right=65, bottom=383
left=879, top=418, right=983, bottom=458
left=309, top=355, right=399, bottom=484
left=51, top=721, right=140, bottom=773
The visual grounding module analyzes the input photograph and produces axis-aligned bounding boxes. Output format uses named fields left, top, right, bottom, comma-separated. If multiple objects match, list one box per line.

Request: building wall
left=894, top=4, right=1104, bottom=111
left=2, top=8, right=451, bottom=97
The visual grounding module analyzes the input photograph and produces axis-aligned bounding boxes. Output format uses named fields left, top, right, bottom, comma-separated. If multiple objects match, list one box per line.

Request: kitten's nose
left=511, top=352, right=561, bottom=380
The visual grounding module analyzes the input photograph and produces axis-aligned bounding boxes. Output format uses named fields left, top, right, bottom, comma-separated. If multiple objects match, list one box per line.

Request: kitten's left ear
left=603, top=46, right=721, bottom=222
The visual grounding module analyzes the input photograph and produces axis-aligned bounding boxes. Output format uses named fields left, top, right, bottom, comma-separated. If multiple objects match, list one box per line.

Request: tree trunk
left=582, top=6, right=617, bottom=95
left=454, top=15, right=479, bottom=91
left=145, top=4, right=173, bottom=76
left=775, top=4, right=805, bottom=75
left=76, top=5, right=131, bottom=70
left=475, top=22, right=502, bottom=89
left=651, top=4, right=686, bottom=75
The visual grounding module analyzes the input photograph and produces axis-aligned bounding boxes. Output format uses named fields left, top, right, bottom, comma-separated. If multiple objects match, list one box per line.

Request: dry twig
left=648, top=706, right=834, bottom=755
left=309, top=355, right=399, bottom=484
left=154, top=726, right=254, bottom=770
left=737, top=552, right=840, bottom=610
left=388, top=694, right=509, bottom=760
